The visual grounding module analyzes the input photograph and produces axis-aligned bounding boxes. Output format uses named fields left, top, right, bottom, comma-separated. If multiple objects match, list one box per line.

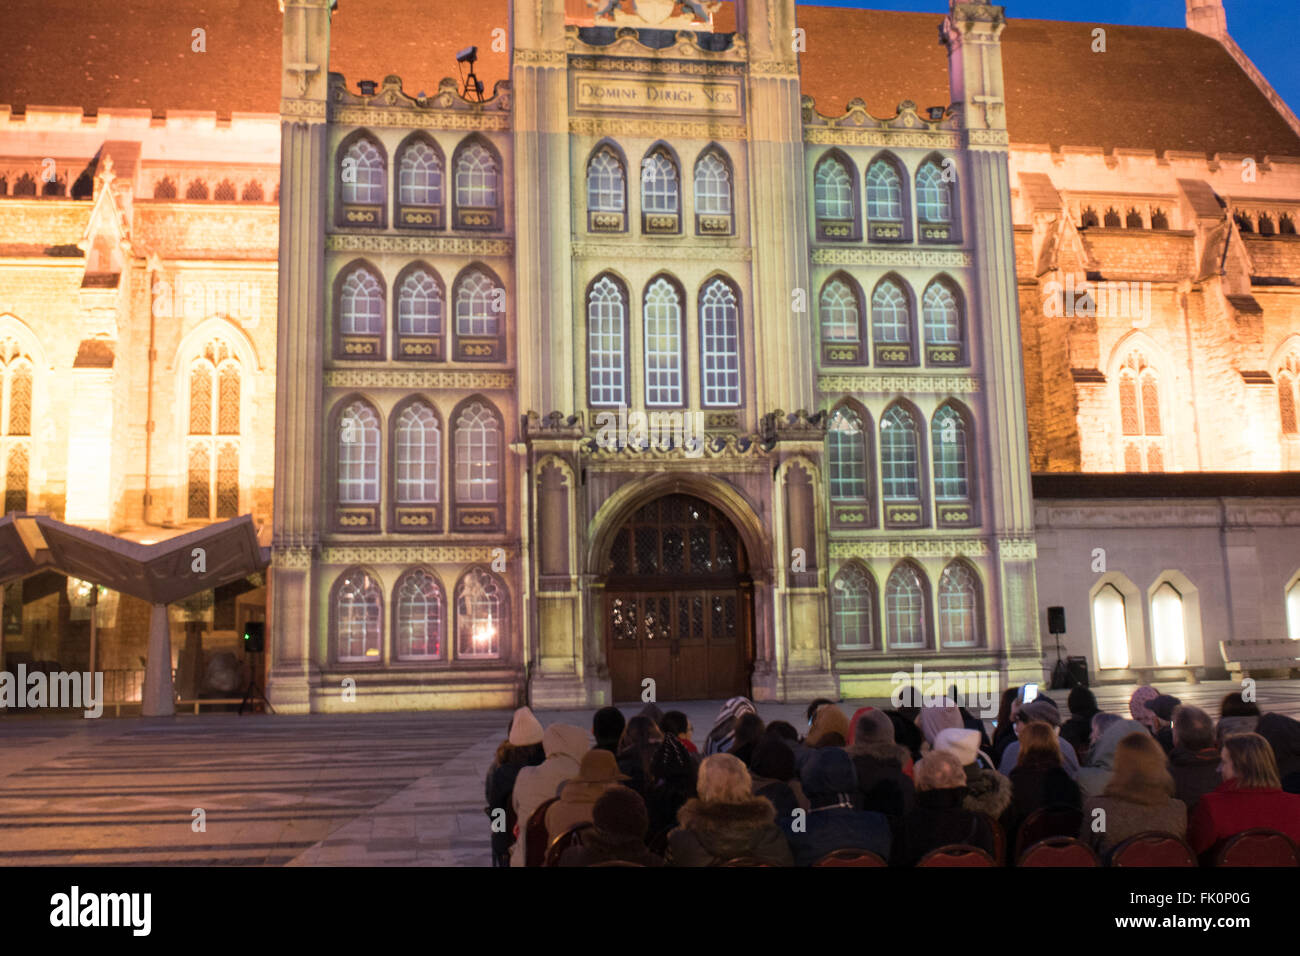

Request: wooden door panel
left=673, top=592, right=709, bottom=699
left=706, top=591, right=743, bottom=699
left=608, top=593, right=641, bottom=702
left=641, top=594, right=674, bottom=700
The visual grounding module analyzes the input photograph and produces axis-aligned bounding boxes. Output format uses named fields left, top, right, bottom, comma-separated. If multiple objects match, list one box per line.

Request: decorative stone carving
left=829, top=539, right=991, bottom=559
left=571, top=240, right=751, bottom=261
left=569, top=118, right=747, bottom=140
left=326, top=235, right=513, bottom=257
left=817, top=373, right=981, bottom=394
left=324, top=370, right=514, bottom=389
left=811, top=248, right=973, bottom=268
left=319, top=545, right=514, bottom=565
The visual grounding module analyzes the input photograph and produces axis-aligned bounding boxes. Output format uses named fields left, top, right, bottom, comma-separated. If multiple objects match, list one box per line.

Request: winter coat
left=961, top=764, right=1013, bottom=820
left=558, top=829, right=664, bottom=867
left=850, top=752, right=915, bottom=817
left=999, top=737, right=1081, bottom=779
left=545, top=779, right=622, bottom=843
left=1080, top=794, right=1187, bottom=855
left=1007, top=765, right=1082, bottom=833
left=1076, top=719, right=1148, bottom=798
left=666, top=796, right=794, bottom=867
left=752, top=776, right=809, bottom=828
left=485, top=744, right=544, bottom=860
left=894, top=786, right=997, bottom=867
left=1187, top=779, right=1300, bottom=857
left=789, top=803, right=891, bottom=866
left=509, top=724, right=590, bottom=866
left=1167, top=747, right=1221, bottom=811
left=1060, top=714, right=1095, bottom=761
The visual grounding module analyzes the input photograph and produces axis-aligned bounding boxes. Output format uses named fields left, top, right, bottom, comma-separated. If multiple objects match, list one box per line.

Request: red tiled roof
left=1, top=2, right=1295, bottom=158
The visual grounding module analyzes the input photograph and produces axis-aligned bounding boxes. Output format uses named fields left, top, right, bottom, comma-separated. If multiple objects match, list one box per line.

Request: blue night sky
left=806, top=0, right=1298, bottom=115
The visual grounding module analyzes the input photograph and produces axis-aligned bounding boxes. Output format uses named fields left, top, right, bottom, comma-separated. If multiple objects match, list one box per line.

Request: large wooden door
left=604, top=495, right=751, bottom=702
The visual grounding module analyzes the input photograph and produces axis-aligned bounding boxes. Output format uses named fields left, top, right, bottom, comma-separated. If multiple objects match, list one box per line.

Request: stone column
left=141, top=603, right=174, bottom=717
left=944, top=2, right=1043, bottom=681
left=267, top=0, right=333, bottom=713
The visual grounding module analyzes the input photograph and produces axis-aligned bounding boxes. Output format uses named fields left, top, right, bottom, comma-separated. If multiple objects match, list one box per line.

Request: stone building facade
left=1, top=0, right=1297, bottom=713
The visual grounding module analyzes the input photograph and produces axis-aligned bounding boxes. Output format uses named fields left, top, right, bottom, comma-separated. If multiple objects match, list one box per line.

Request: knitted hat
left=934, top=727, right=982, bottom=766
left=918, top=700, right=964, bottom=745
left=508, top=706, right=544, bottom=746
left=592, top=786, right=649, bottom=839
left=1021, top=697, right=1062, bottom=727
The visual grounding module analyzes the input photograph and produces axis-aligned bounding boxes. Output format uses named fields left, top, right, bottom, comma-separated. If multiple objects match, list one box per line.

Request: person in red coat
left=1188, top=732, right=1300, bottom=861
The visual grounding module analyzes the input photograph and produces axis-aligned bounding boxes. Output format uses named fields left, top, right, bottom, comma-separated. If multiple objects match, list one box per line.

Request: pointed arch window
left=922, top=279, right=965, bottom=365
left=154, top=177, right=177, bottom=199
left=453, top=268, right=505, bottom=361
left=395, top=266, right=444, bottom=360
left=186, top=340, right=240, bottom=521
left=1093, top=583, right=1129, bottom=669
left=694, top=149, right=734, bottom=235
left=4, top=444, right=28, bottom=513
left=1278, top=353, right=1299, bottom=435
left=872, top=278, right=915, bottom=365
left=336, top=264, right=385, bottom=359
left=587, top=147, right=626, bottom=232
left=814, top=153, right=857, bottom=240
left=832, top=564, right=878, bottom=650
left=644, top=278, right=684, bottom=407
left=335, top=569, right=382, bottom=662
left=641, top=148, right=680, bottom=233
left=1287, top=578, right=1300, bottom=641
left=881, top=404, right=924, bottom=528
left=828, top=405, right=873, bottom=528
left=453, top=401, right=504, bottom=531
left=820, top=277, right=864, bottom=365
left=337, top=135, right=386, bottom=227
left=1151, top=582, right=1187, bottom=667
left=1118, top=352, right=1163, bottom=472
left=335, top=399, right=381, bottom=530
left=886, top=564, right=928, bottom=650
left=397, top=138, right=445, bottom=227
left=456, top=568, right=505, bottom=659
left=395, top=568, right=444, bottom=660
left=700, top=278, right=740, bottom=407
left=588, top=275, right=628, bottom=407
left=916, top=158, right=955, bottom=240
left=453, top=139, right=502, bottom=229
left=1, top=338, right=33, bottom=513
left=932, top=404, right=975, bottom=527
left=866, top=157, right=906, bottom=240
left=392, top=400, right=441, bottom=532
left=938, top=562, right=981, bottom=647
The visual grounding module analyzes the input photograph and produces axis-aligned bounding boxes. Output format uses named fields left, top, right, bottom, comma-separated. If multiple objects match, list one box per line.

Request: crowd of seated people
left=484, top=687, right=1300, bottom=867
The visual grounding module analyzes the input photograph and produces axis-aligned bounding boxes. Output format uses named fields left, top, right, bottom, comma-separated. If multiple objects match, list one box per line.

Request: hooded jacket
left=895, top=786, right=996, bottom=866
left=510, top=724, right=590, bottom=867
left=1075, top=719, right=1148, bottom=798
left=848, top=710, right=915, bottom=817
left=1258, top=713, right=1300, bottom=792
left=1167, top=746, right=1221, bottom=811
left=666, top=795, right=794, bottom=866
left=790, top=749, right=891, bottom=866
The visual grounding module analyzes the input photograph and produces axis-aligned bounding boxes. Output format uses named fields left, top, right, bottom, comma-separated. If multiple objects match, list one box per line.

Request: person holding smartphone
left=997, top=695, right=1083, bottom=779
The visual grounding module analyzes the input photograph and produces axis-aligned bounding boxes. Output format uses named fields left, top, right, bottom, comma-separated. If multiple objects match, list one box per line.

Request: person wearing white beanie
left=508, top=706, right=545, bottom=747
left=935, top=727, right=1012, bottom=820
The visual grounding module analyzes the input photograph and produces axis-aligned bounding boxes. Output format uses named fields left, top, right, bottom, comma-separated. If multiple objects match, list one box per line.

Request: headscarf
left=917, top=699, right=964, bottom=746
left=750, top=736, right=797, bottom=782
left=705, top=697, right=756, bottom=755
left=650, top=732, right=694, bottom=782
left=846, top=707, right=875, bottom=746
left=1129, top=686, right=1161, bottom=734
left=849, top=709, right=910, bottom=764
left=807, top=704, right=849, bottom=748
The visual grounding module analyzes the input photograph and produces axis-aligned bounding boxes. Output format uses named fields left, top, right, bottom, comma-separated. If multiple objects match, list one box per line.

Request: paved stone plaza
left=0, top=680, right=1296, bottom=866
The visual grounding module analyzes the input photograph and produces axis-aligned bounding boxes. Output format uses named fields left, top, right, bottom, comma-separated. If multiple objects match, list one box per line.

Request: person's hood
left=915, top=786, right=969, bottom=810
left=917, top=701, right=964, bottom=745
left=543, top=723, right=591, bottom=761
left=807, top=704, right=849, bottom=747
left=1257, top=713, right=1300, bottom=778
left=802, top=747, right=858, bottom=796
left=1087, top=719, right=1149, bottom=771
left=677, top=796, right=777, bottom=858
left=508, top=706, right=544, bottom=747
left=962, top=767, right=1012, bottom=818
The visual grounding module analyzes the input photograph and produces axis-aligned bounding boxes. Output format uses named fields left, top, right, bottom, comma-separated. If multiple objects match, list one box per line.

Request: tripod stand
left=239, top=650, right=276, bottom=715
left=1047, top=630, right=1072, bottom=690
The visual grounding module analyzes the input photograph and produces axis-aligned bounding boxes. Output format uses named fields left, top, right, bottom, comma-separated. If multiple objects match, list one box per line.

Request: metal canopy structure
left=0, top=514, right=269, bottom=603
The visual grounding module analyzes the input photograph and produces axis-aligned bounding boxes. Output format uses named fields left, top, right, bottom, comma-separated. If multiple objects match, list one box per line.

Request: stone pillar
left=142, top=603, right=174, bottom=717
left=944, top=2, right=1043, bottom=682
left=268, top=0, right=333, bottom=713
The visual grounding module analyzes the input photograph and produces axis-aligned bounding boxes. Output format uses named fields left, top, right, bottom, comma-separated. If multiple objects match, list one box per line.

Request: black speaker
left=1047, top=606, right=1066, bottom=635
left=242, top=621, right=265, bottom=654
left=1066, top=656, right=1089, bottom=689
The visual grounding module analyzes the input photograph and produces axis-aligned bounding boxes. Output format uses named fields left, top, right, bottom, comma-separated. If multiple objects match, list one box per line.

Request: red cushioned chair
left=978, top=813, right=1006, bottom=867
left=1018, top=836, right=1100, bottom=867
left=1108, top=831, right=1197, bottom=867
left=588, top=860, right=646, bottom=867
left=813, top=848, right=888, bottom=867
left=523, top=796, right=560, bottom=868
left=1214, top=829, right=1300, bottom=867
left=717, top=856, right=778, bottom=867
left=917, top=844, right=997, bottom=867
left=1014, top=805, right=1084, bottom=861
left=543, top=821, right=593, bottom=867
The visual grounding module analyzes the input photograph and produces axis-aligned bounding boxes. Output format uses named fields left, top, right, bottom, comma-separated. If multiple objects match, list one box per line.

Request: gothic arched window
left=186, top=340, right=240, bottom=521
left=916, top=158, right=953, bottom=225
left=335, top=568, right=382, bottom=662
left=871, top=277, right=915, bottom=365
left=866, top=155, right=907, bottom=240
left=336, top=263, right=386, bottom=359
left=340, top=136, right=386, bottom=206
left=1277, top=353, right=1299, bottom=435
left=832, top=563, right=878, bottom=651
left=932, top=404, right=974, bottom=527
left=922, top=278, right=964, bottom=365
left=814, top=152, right=857, bottom=240
left=641, top=147, right=680, bottom=233
left=819, top=276, right=864, bottom=365
left=644, top=277, right=684, bottom=407
left=1118, top=352, right=1163, bottom=472
left=335, top=399, right=381, bottom=531
left=453, top=138, right=502, bottom=229
left=456, top=567, right=505, bottom=659
left=700, top=278, right=740, bottom=407
left=395, top=264, right=443, bottom=360
left=886, top=563, right=928, bottom=650
left=881, top=403, right=925, bottom=527
left=394, top=568, right=444, bottom=660
left=694, top=148, right=734, bottom=235
left=938, top=561, right=981, bottom=648
left=587, top=146, right=626, bottom=232
left=452, top=267, right=505, bottom=361
left=588, top=275, right=628, bottom=407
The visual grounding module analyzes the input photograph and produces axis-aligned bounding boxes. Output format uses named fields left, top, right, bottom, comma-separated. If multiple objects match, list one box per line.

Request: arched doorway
left=602, top=493, right=753, bottom=701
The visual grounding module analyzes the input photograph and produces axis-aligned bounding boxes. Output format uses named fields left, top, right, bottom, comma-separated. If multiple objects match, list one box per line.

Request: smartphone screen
left=1022, top=683, right=1039, bottom=704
